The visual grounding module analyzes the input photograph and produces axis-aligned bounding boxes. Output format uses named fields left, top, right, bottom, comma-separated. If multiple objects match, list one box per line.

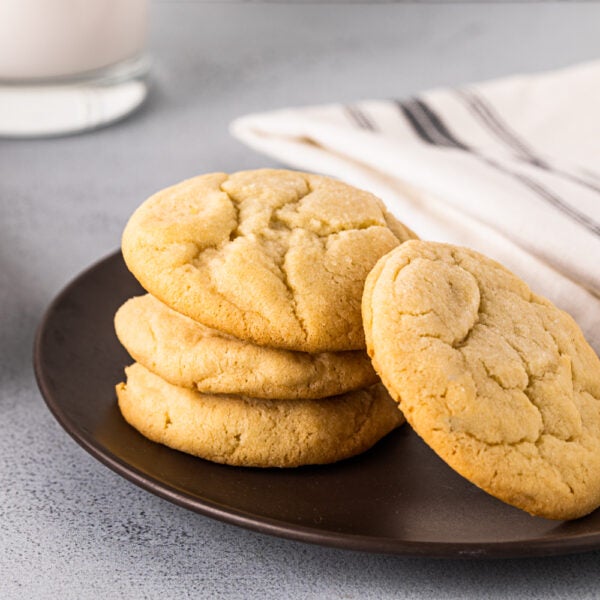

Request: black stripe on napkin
left=411, top=99, right=471, bottom=150
left=459, top=89, right=600, bottom=199
left=457, top=90, right=544, bottom=165
left=344, top=105, right=377, bottom=131
left=396, top=99, right=466, bottom=148
left=511, top=173, right=600, bottom=236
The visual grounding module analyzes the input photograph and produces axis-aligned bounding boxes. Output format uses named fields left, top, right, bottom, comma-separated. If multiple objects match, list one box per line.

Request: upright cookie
left=363, top=240, right=600, bottom=520
left=115, top=294, right=378, bottom=399
left=116, top=363, right=404, bottom=468
left=122, top=169, right=415, bottom=352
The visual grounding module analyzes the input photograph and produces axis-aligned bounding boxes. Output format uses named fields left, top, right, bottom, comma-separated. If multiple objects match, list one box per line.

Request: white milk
left=0, top=0, right=147, bottom=80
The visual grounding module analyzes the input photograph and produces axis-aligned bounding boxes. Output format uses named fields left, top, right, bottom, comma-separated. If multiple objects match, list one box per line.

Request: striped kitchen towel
left=230, top=61, right=600, bottom=352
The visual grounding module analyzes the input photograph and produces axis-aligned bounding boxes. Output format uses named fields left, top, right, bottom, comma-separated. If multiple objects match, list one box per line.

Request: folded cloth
left=231, top=61, right=600, bottom=353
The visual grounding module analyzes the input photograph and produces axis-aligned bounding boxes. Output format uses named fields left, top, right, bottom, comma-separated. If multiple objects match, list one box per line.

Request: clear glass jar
left=0, top=0, right=150, bottom=137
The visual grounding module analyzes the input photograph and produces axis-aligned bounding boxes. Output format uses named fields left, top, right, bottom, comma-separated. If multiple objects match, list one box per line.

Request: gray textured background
left=2, top=2, right=600, bottom=598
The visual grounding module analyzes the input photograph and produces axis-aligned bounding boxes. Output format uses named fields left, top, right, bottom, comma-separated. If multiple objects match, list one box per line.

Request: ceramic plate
left=34, top=252, right=600, bottom=558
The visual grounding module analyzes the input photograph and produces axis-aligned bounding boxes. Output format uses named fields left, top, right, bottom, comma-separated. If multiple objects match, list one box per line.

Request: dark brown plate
left=34, top=251, right=600, bottom=558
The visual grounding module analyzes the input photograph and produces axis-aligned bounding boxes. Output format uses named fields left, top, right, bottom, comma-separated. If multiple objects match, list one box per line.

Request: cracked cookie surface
left=121, top=169, right=415, bottom=352
left=115, top=294, right=379, bottom=399
left=116, top=363, right=404, bottom=467
left=363, top=240, right=600, bottom=520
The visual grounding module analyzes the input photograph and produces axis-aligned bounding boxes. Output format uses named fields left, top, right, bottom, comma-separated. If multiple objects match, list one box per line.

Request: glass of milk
left=0, top=0, right=150, bottom=137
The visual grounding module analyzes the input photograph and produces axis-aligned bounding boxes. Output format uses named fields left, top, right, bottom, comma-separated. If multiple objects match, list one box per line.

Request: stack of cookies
left=114, top=167, right=600, bottom=519
left=115, top=169, right=415, bottom=467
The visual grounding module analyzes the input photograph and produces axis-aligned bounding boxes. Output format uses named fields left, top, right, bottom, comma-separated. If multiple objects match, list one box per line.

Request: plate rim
left=33, top=250, right=600, bottom=559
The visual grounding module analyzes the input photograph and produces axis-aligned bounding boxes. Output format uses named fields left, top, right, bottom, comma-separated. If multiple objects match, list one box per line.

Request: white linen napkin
left=231, top=61, right=600, bottom=353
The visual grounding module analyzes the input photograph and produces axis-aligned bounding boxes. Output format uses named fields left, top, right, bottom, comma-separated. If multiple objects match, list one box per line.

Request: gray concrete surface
left=2, top=2, right=600, bottom=598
